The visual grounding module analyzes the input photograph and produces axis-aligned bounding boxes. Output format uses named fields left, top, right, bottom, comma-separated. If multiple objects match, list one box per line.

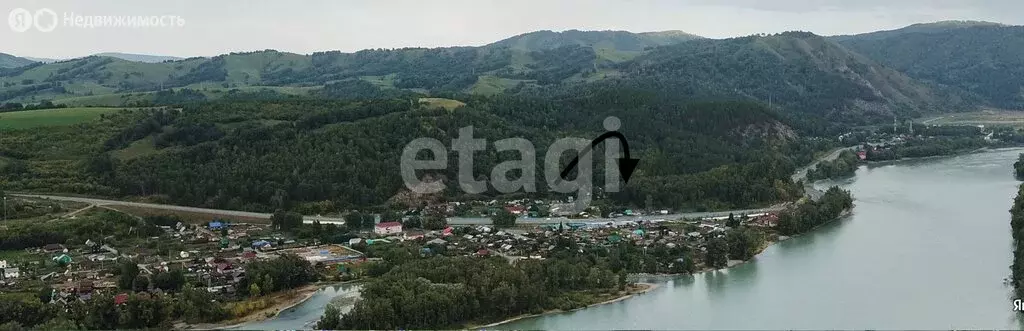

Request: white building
left=2, top=268, right=20, bottom=279
left=0, top=260, right=7, bottom=269
left=374, top=222, right=403, bottom=235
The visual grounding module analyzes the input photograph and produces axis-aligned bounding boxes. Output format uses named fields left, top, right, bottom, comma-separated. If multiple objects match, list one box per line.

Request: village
left=0, top=196, right=783, bottom=313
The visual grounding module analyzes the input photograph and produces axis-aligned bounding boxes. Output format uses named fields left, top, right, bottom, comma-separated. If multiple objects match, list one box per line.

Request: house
left=349, top=238, right=363, bottom=246
left=505, top=205, right=526, bottom=215
left=751, top=213, right=779, bottom=227
left=476, top=249, right=490, bottom=256
left=43, top=244, right=65, bottom=253
left=77, top=280, right=94, bottom=297
left=426, top=238, right=447, bottom=246
left=251, top=240, right=272, bottom=250
left=374, top=222, right=403, bottom=235
left=216, top=262, right=234, bottom=274
left=2, top=268, right=19, bottom=279
left=0, top=260, right=7, bottom=268
left=209, top=221, right=225, bottom=230
left=856, top=151, right=867, bottom=160
left=114, top=293, right=129, bottom=305
left=404, top=231, right=425, bottom=240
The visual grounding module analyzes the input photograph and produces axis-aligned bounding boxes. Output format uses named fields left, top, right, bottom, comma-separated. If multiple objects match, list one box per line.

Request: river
left=230, top=283, right=360, bottom=330
left=498, top=148, right=1024, bottom=330
left=250, top=149, right=1024, bottom=330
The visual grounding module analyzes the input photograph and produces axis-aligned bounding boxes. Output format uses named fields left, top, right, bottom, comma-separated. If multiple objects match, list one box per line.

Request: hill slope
left=0, top=27, right=986, bottom=121
left=0, top=53, right=36, bottom=68
left=837, top=23, right=1024, bottom=109
left=597, top=32, right=957, bottom=124
left=0, top=30, right=700, bottom=103
left=487, top=29, right=701, bottom=52
left=94, top=52, right=185, bottom=63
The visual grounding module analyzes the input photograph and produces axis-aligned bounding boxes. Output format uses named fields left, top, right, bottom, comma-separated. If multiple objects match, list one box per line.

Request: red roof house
left=114, top=293, right=129, bottom=305
left=374, top=222, right=403, bottom=235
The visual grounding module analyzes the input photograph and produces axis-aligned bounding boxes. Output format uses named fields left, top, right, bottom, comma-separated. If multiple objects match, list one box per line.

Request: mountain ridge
left=1, top=22, right=1019, bottom=119
left=0, top=53, right=37, bottom=68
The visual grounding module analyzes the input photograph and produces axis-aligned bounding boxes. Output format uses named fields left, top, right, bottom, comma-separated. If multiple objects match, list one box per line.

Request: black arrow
left=558, top=131, right=640, bottom=184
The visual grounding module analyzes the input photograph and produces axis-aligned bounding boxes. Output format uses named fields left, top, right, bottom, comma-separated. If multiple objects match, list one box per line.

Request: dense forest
left=329, top=256, right=622, bottom=329
left=1, top=85, right=828, bottom=212
left=1015, top=154, right=1024, bottom=180
left=806, top=150, right=861, bottom=181
left=839, top=24, right=1024, bottom=109
left=1010, top=183, right=1024, bottom=300
left=776, top=187, right=855, bottom=236
left=865, top=137, right=988, bottom=161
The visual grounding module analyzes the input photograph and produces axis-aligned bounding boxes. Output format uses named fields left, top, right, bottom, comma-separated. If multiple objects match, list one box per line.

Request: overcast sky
left=3, top=0, right=1021, bottom=59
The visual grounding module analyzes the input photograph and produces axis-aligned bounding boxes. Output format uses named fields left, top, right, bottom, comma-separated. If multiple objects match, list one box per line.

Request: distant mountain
left=0, top=53, right=37, bottom=68
left=0, top=25, right=1007, bottom=121
left=22, top=56, right=59, bottom=64
left=831, top=20, right=1006, bottom=41
left=592, top=31, right=957, bottom=125
left=836, top=22, right=1024, bottom=109
left=94, top=52, right=184, bottom=63
left=0, top=30, right=702, bottom=104
left=487, top=29, right=702, bottom=52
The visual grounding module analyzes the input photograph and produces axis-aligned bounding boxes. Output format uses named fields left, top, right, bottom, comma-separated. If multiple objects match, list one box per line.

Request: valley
left=3, top=15, right=1024, bottom=331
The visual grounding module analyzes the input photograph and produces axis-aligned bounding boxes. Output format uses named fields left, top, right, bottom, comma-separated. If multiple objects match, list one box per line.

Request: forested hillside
left=0, top=53, right=36, bottom=68
left=837, top=22, right=1024, bottom=110
left=612, top=31, right=961, bottom=124
left=0, top=88, right=818, bottom=212
left=3, top=25, right=1010, bottom=122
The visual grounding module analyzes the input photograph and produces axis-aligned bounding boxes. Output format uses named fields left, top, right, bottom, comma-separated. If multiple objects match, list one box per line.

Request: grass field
left=419, top=97, right=466, bottom=111
left=918, top=109, right=1024, bottom=127
left=466, top=75, right=533, bottom=95
left=111, top=136, right=161, bottom=160
left=53, top=92, right=155, bottom=107
left=0, top=107, right=123, bottom=130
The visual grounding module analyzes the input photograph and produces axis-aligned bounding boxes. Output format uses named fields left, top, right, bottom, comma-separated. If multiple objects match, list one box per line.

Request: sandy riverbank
left=181, top=283, right=323, bottom=330
left=473, top=282, right=659, bottom=329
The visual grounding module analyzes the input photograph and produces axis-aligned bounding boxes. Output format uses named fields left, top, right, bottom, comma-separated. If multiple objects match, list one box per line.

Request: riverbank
left=181, top=283, right=324, bottom=330
left=482, top=149, right=1024, bottom=329
left=472, top=282, right=659, bottom=329
left=866, top=146, right=992, bottom=165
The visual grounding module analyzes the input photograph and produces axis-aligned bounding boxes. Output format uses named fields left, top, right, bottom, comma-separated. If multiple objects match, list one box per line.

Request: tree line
left=777, top=186, right=854, bottom=236
left=1010, top=183, right=1024, bottom=301
left=806, top=150, right=860, bottom=181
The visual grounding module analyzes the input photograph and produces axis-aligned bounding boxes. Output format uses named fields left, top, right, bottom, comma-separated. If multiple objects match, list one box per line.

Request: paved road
left=8, top=194, right=346, bottom=223
left=447, top=207, right=784, bottom=225
left=11, top=147, right=851, bottom=226
left=11, top=193, right=782, bottom=225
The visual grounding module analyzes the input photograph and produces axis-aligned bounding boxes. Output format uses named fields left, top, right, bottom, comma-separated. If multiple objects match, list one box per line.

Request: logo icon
left=8, top=8, right=32, bottom=32
left=8, top=8, right=58, bottom=33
